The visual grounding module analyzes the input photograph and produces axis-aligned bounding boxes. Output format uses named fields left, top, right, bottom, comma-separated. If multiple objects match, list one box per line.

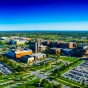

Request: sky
left=0, top=0, right=88, bottom=31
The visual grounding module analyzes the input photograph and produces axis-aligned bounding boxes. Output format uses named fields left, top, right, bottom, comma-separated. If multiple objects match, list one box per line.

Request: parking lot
left=0, top=61, right=12, bottom=75
left=62, top=61, right=88, bottom=85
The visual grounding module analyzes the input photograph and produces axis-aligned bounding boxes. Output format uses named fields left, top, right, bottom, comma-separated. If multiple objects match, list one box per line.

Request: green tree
left=0, top=72, right=3, bottom=76
left=58, top=84, right=62, bottom=88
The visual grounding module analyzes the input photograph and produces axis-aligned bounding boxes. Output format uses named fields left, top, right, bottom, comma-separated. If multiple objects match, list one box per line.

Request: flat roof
left=32, top=53, right=46, bottom=56
left=22, top=55, right=33, bottom=58
left=10, top=49, right=32, bottom=53
left=50, top=48, right=62, bottom=50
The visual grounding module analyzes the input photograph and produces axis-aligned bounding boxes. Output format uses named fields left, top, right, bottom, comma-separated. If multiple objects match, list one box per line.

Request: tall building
left=29, top=42, right=39, bottom=53
left=29, top=39, right=44, bottom=53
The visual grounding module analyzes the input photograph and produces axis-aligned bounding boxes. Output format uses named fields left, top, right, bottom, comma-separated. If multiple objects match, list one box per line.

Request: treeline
left=1, top=31, right=88, bottom=38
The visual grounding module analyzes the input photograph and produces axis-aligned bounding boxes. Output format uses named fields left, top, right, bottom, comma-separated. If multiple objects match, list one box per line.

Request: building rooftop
left=50, top=48, right=62, bottom=50
left=39, top=45, right=47, bottom=48
left=22, top=55, right=32, bottom=58
left=0, top=45, right=4, bottom=48
left=32, top=53, right=46, bottom=57
left=10, top=49, right=32, bottom=53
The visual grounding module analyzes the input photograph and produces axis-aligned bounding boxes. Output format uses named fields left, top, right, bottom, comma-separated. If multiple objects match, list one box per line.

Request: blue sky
left=0, top=0, right=88, bottom=31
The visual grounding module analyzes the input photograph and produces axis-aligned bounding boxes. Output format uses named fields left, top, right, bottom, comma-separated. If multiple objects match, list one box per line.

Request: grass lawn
left=0, top=75, right=12, bottom=80
left=44, top=62, right=64, bottom=73
left=13, top=78, right=40, bottom=88
left=0, top=79, right=12, bottom=83
left=13, top=85, right=36, bottom=88
left=27, top=78, right=40, bottom=84
left=0, top=81, right=17, bottom=87
left=55, top=79, right=73, bottom=87
left=60, top=57, right=77, bottom=62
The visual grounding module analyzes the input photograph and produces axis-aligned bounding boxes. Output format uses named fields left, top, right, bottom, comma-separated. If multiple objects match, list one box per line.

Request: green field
left=60, top=56, right=78, bottom=62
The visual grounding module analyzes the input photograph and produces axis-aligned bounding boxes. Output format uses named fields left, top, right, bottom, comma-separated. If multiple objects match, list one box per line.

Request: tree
left=0, top=40, right=5, bottom=45
left=57, top=70, right=60, bottom=77
left=72, top=86, right=80, bottom=88
left=0, top=72, right=3, bottom=76
left=56, top=54, right=60, bottom=63
left=55, top=73, right=58, bottom=78
left=20, top=76, right=23, bottom=81
left=57, top=54, right=60, bottom=60
left=58, top=84, right=62, bottom=88
left=25, top=83, right=29, bottom=88
left=47, top=54, right=50, bottom=58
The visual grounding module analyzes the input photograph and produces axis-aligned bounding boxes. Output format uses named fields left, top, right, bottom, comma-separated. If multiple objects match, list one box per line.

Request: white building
left=32, top=53, right=46, bottom=60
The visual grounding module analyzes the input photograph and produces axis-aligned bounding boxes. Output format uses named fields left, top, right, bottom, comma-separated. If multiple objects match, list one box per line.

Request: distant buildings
left=72, top=44, right=88, bottom=57
left=48, top=48, right=72, bottom=55
left=42, top=40, right=51, bottom=46
left=0, top=45, right=4, bottom=51
left=9, top=36, right=31, bottom=45
left=9, top=40, right=26, bottom=45
left=58, top=42, right=76, bottom=49
left=42, top=41, right=77, bottom=49
left=0, top=37, right=8, bottom=40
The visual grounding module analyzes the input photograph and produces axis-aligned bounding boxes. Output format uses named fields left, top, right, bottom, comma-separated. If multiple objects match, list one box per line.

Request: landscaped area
left=60, top=56, right=78, bottom=62
left=49, top=59, right=85, bottom=88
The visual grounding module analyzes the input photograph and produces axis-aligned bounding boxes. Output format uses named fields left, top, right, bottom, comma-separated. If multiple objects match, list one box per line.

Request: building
left=21, top=55, right=34, bottom=63
left=62, top=49, right=72, bottom=55
left=16, top=40, right=25, bottom=45
left=37, top=39, right=43, bottom=45
left=10, top=36, right=20, bottom=40
left=32, top=53, right=46, bottom=60
left=85, top=50, right=88, bottom=55
left=72, top=46, right=87, bottom=57
left=39, top=45, right=47, bottom=52
left=29, top=42, right=39, bottom=52
left=9, top=40, right=16, bottom=44
left=78, top=44, right=88, bottom=55
left=29, top=39, right=44, bottom=53
left=58, top=42, right=76, bottom=49
left=79, top=43, right=88, bottom=49
left=48, top=42, right=59, bottom=47
left=0, top=37, right=8, bottom=40
left=8, top=49, right=32, bottom=58
left=48, top=48, right=61, bottom=54
left=9, top=39, right=26, bottom=45
left=42, top=40, right=51, bottom=46
left=0, top=45, right=4, bottom=51
left=23, top=38, right=31, bottom=41
left=42, top=41, right=76, bottom=49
